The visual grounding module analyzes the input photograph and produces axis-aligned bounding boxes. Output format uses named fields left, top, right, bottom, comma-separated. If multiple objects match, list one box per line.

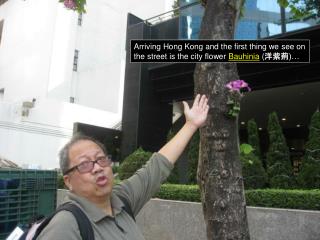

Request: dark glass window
left=78, top=13, right=83, bottom=26
left=0, top=20, right=3, bottom=46
left=0, top=88, right=4, bottom=101
left=73, top=49, right=79, bottom=71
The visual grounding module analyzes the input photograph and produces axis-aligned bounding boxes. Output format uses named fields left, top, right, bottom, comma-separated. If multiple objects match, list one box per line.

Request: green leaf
left=277, top=0, right=289, bottom=8
left=240, top=143, right=254, bottom=155
left=233, top=106, right=241, bottom=111
left=227, top=100, right=234, bottom=105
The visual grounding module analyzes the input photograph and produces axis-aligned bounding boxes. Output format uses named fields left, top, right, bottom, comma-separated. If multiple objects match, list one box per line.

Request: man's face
left=64, top=140, right=114, bottom=203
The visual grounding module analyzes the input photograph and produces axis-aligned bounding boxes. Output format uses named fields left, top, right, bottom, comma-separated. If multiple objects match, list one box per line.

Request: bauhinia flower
left=64, top=0, right=77, bottom=10
left=59, top=0, right=86, bottom=13
left=225, top=80, right=251, bottom=118
left=226, top=80, right=251, bottom=92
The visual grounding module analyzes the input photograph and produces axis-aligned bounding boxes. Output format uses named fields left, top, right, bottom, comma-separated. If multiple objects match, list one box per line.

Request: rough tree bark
left=194, top=0, right=250, bottom=239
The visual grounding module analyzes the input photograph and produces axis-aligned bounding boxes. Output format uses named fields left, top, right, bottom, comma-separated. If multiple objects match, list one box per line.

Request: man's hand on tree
left=183, top=94, right=209, bottom=130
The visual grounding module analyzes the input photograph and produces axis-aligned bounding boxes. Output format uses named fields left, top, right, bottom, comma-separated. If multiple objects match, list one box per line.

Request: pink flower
left=226, top=80, right=251, bottom=92
left=64, top=0, right=76, bottom=10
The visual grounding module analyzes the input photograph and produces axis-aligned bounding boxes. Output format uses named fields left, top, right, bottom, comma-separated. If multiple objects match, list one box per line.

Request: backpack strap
left=117, top=195, right=135, bottom=221
left=32, top=202, right=94, bottom=240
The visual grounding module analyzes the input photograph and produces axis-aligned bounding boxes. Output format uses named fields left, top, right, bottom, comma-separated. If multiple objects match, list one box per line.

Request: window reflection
left=178, top=0, right=319, bottom=40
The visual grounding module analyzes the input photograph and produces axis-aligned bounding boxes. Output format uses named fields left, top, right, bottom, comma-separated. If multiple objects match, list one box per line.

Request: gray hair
left=59, top=134, right=107, bottom=175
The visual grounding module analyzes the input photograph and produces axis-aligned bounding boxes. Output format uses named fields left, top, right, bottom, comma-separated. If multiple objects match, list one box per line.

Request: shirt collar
left=65, top=191, right=125, bottom=223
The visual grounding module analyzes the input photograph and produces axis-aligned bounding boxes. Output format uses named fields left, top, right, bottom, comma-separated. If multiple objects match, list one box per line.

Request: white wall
left=47, top=4, right=78, bottom=103
left=0, top=99, right=120, bottom=168
left=74, top=0, right=126, bottom=113
left=0, top=0, right=173, bottom=169
left=0, top=0, right=57, bottom=101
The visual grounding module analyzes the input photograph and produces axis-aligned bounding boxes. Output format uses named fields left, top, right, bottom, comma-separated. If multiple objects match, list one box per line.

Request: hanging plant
left=59, top=0, right=87, bottom=13
left=225, top=80, right=251, bottom=118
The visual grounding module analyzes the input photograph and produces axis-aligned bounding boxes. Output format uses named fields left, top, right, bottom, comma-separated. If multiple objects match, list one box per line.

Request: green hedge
left=118, top=147, right=152, bottom=180
left=246, top=189, right=320, bottom=210
left=154, top=184, right=320, bottom=210
left=155, top=184, right=200, bottom=202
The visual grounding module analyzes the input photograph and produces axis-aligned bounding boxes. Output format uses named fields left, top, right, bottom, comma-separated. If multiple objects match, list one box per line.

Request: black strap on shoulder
left=32, top=202, right=94, bottom=240
left=117, top=195, right=135, bottom=221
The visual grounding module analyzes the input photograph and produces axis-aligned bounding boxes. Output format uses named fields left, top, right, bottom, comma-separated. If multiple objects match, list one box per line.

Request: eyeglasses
left=64, top=156, right=112, bottom=175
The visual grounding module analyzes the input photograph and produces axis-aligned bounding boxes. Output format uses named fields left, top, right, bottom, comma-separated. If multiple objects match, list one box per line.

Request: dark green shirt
left=37, top=153, right=173, bottom=240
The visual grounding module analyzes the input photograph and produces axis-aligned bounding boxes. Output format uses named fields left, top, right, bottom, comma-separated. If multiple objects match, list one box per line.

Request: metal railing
left=144, top=1, right=200, bottom=25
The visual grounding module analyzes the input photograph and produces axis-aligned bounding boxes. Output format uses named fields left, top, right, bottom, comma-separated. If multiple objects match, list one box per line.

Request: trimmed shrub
left=245, top=189, right=320, bottom=210
left=118, top=147, right=152, bottom=180
left=266, top=112, right=293, bottom=188
left=154, top=184, right=320, bottom=210
left=247, top=119, right=262, bottom=158
left=297, top=110, right=320, bottom=188
left=241, top=152, right=267, bottom=189
left=155, top=184, right=200, bottom=202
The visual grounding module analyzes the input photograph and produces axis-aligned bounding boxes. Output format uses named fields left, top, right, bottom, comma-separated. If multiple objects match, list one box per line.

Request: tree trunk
left=194, top=0, right=250, bottom=239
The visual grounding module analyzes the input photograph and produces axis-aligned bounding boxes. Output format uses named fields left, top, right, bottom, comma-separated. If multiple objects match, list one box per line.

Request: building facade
left=122, top=0, right=320, bottom=174
left=0, top=0, right=173, bottom=169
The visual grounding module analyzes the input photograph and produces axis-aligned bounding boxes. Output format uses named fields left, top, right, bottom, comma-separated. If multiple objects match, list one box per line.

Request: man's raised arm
left=159, top=94, right=209, bottom=165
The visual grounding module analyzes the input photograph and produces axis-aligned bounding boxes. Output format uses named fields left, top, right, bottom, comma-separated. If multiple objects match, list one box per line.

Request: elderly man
left=37, top=94, right=209, bottom=239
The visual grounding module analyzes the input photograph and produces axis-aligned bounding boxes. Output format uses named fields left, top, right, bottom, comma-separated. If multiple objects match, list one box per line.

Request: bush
left=297, top=110, right=320, bottom=188
left=154, top=184, right=320, bottom=210
left=166, top=168, right=180, bottom=184
left=57, top=173, right=65, bottom=189
left=118, top=147, right=152, bottom=180
left=266, top=112, right=294, bottom=188
left=241, top=152, right=267, bottom=189
left=112, top=165, right=119, bottom=175
left=247, top=119, right=262, bottom=158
